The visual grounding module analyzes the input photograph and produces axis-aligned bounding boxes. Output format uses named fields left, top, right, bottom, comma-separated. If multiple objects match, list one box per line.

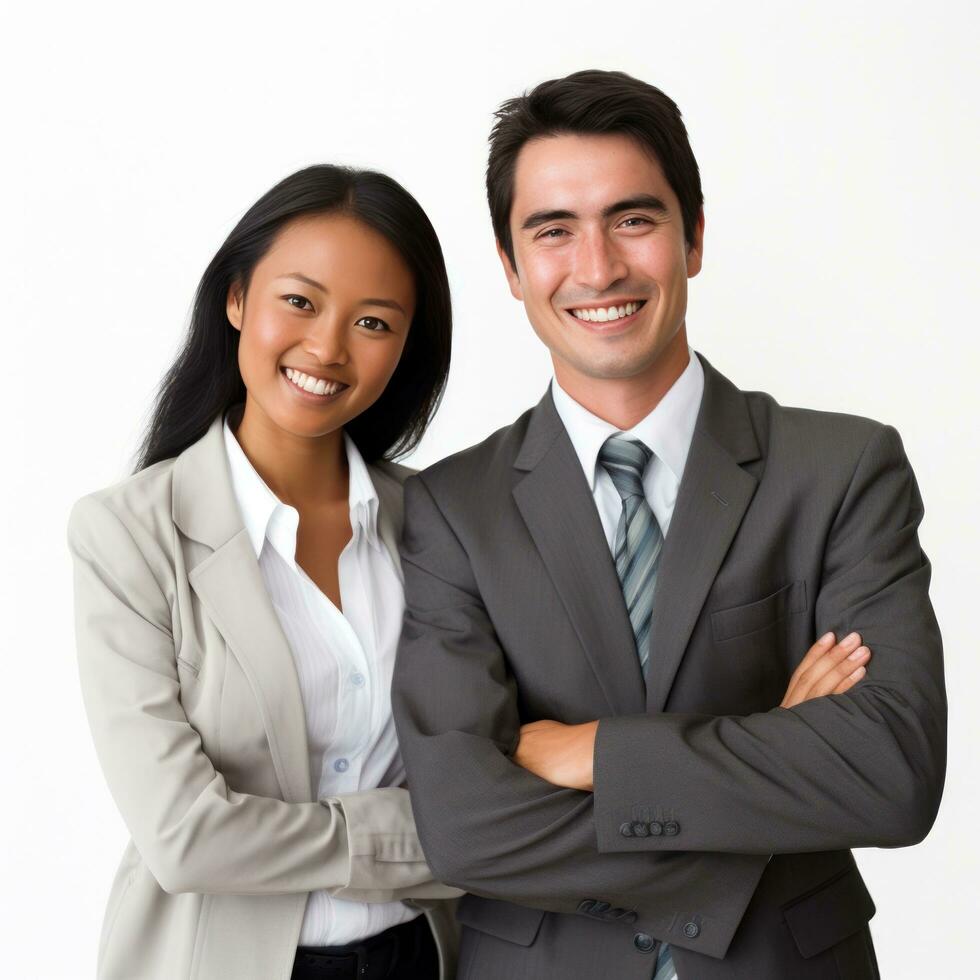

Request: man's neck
left=553, top=329, right=691, bottom=430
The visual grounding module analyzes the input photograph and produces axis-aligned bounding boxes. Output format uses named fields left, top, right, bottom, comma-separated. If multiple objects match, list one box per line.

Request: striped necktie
left=597, top=434, right=676, bottom=980
left=596, top=434, right=664, bottom=677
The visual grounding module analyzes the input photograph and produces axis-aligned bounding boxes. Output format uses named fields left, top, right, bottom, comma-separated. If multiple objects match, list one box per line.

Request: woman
left=67, top=165, right=462, bottom=980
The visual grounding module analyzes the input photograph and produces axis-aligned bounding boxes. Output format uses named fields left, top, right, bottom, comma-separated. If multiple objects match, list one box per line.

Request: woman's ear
left=226, top=281, right=244, bottom=331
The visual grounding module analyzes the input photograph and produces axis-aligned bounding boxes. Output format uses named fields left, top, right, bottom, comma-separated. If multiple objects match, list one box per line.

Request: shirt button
left=350, top=672, right=366, bottom=687
left=334, top=758, right=350, bottom=773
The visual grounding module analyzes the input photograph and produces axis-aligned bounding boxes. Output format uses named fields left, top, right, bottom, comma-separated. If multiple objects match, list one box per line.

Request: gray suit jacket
left=67, top=409, right=460, bottom=980
left=391, top=351, right=946, bottom=979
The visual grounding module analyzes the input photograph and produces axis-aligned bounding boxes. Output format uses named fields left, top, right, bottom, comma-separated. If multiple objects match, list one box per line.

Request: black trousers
left=290, top=913, right=439, bottom=980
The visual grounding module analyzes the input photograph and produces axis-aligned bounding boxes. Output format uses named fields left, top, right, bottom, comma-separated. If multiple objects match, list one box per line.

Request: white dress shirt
left=550, top=346, right=705, bottom=547
left=222, top=408, right=418, bottom=946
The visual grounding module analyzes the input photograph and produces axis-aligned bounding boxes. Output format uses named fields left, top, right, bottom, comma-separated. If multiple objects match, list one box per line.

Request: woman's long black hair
left=133, top=164, right=451, bottom=471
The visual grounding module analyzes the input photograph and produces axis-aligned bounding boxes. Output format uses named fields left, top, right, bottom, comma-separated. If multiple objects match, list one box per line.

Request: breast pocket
left=711, top=579, right=808, bottom=643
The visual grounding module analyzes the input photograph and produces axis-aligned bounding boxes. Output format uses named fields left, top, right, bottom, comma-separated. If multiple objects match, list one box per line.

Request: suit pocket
left=781, top=864, right=876, bottom=959
left=711, top=580, right=807, bottom=642
left=455, top=894, right=546, bottom=947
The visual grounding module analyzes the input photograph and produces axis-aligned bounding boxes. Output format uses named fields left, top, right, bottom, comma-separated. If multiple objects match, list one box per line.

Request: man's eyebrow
left=601, top=195, right=669, bottom=218
left=519, top=196, right=670, bottom=232
left=520, top=209, right=577, bottom=231
left=276, top=273, right=406, bottom=315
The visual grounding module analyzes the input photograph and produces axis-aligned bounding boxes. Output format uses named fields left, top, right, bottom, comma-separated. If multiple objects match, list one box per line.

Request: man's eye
left=620, top=216, right=651, bottom=228
left=356, top=316, right=391, bottom=332
left=539, top=228, right=568, bottom=240
left=285, top=294, right=313, bottom=311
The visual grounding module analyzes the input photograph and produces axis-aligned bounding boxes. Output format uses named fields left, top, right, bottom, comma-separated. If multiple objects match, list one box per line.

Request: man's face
left=500, top=132, right=703, bottom=387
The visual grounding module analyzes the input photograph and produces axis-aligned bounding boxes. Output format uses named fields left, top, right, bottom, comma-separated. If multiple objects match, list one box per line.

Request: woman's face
left=226, top=212, right=416, bottom=439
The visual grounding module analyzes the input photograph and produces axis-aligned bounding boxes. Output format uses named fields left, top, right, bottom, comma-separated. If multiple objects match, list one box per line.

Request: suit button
left=577, top=900, right=596, bottom=914
left=619, top=822, right=634, bottom=837
left=664, top=820, right=680, bottom=836
left=648, top=820, right=663, bottom=836
left=633, top=933, right=656, bottom=953
left=630, top=821, right=650, bottom=837
left=683, top=921, right=700, bottom=939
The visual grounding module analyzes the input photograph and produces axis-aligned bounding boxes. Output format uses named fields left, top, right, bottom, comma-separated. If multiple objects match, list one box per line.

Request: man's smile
left=567, top=299, right=647, bottom=324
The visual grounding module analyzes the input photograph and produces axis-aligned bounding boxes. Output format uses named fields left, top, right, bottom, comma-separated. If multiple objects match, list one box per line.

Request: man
left=391, top=70, right=946, bottom=979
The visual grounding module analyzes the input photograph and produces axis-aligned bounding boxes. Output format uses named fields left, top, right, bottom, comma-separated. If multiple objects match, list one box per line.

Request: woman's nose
left=303, top=317, right=350, bottom=366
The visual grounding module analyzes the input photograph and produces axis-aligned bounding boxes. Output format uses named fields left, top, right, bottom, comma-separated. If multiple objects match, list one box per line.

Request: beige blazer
left=66, top=409, right=461, bottom=980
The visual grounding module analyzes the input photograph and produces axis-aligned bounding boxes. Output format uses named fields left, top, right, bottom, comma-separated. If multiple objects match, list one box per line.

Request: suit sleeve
left=593, top=422, right=947, bottom=854
left=391, top=473, right=762, bottom=922
left=67, top=493, right=459, bottom=900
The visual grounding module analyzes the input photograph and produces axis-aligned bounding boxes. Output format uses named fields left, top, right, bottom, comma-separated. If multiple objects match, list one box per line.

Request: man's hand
left=779, top=631, right=870, bottom=708
left=513, top=632, right=872, bottom=790
left=513, top=719, right=598, bottom=791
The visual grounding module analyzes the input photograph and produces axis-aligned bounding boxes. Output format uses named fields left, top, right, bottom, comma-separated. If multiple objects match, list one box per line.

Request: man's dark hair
left=487, top=69, right=703, bottom=267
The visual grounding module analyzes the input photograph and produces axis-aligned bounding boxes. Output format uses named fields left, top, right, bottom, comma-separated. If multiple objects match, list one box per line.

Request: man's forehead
left=511, top=132, right=672, bottom=217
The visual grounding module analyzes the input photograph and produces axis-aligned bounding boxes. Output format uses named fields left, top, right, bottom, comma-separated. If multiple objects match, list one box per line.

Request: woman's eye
left=285, top=294, right=313, bottom=311
left=356, top=316, right=391, bottom=332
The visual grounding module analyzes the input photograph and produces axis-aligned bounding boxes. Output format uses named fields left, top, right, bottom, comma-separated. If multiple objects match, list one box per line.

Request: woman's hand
left=780, top=631, right=870, bottom=708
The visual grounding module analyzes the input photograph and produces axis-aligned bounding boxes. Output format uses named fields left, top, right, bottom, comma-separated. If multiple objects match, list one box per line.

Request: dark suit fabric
left=391, top=351, right=945, bottom=979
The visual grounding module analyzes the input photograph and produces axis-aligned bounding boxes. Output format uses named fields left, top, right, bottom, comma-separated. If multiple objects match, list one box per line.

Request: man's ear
left=686, top=207, right=705, bottom=278
left=495, top=239, right=524, bottom=302
left=226, top=281, right=244, bottom=331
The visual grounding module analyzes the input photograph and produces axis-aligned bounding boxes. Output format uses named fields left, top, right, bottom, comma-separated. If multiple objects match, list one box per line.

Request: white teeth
left=285, top=367, right=345, bottom=396
left=570, top=301, right=643, bottom=324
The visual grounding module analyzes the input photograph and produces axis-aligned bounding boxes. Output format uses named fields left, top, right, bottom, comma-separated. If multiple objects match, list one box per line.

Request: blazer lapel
left=512, top=389, right=646, bottom=715
left=644, top=352, right=762, bottom=711
left=172, top=409, right=312, bottom=804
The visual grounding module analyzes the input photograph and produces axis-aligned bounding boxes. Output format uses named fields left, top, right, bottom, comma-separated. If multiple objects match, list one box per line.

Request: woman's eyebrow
left=278, top=272, right=326, bottom=291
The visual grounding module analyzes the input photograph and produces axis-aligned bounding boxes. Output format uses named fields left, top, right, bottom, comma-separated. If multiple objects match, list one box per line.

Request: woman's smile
left=281, top=365, right=350, bottom=401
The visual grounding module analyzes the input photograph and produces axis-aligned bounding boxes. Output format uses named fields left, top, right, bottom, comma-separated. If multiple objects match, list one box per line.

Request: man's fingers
left=789, top=631, right=837, bottom=682
left=831, top=664, right=867, bottom=695
left=791, top=631, right=864, bottom=694
left=812, top=647, right=870, bottom=696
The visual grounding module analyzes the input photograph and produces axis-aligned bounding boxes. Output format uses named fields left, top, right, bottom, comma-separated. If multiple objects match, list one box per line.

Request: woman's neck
left=230, top=398, right=349, bottom=512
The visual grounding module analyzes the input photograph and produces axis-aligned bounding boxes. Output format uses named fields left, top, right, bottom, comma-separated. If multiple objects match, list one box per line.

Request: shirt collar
left=222, top=407, right=381, bottom=564
left=550, top=346, right=705, bottom=491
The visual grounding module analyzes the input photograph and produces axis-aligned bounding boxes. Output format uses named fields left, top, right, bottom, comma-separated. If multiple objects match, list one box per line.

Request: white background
left=2, top=1, right=976, bottom=976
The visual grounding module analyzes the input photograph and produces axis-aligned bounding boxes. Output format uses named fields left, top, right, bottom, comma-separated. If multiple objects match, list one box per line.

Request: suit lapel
left=172, top=408, right=312, bottom=804
left=371, top=463, right=406, bottom=585
left=644, top=352, right=762, bottom=711
left=513, top=389, right=646, bottom=715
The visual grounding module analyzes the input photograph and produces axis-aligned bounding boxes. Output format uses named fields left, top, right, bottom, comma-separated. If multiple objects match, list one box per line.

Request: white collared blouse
left=222, top=408, right=418, bottom=945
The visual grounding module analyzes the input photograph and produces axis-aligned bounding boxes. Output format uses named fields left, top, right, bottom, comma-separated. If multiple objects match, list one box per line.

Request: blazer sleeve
left=390, top=473, right=762, bottom=920
left=592, top=422, right=947, bottom=854
left=67, top=492, right=460, bottom=900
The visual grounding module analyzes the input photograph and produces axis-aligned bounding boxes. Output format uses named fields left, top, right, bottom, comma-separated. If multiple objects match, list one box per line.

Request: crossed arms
left=390, top=423, right=946, bottom=916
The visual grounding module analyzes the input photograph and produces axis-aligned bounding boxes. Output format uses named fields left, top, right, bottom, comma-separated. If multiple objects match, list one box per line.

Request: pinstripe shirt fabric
left=222, top=412, right=419, bottom=945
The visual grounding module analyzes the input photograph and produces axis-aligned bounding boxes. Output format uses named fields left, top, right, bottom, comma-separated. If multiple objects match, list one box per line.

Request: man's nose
left=572, top=229, right=629, bottom=292
left=303, top=315, right=350, bottom=366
